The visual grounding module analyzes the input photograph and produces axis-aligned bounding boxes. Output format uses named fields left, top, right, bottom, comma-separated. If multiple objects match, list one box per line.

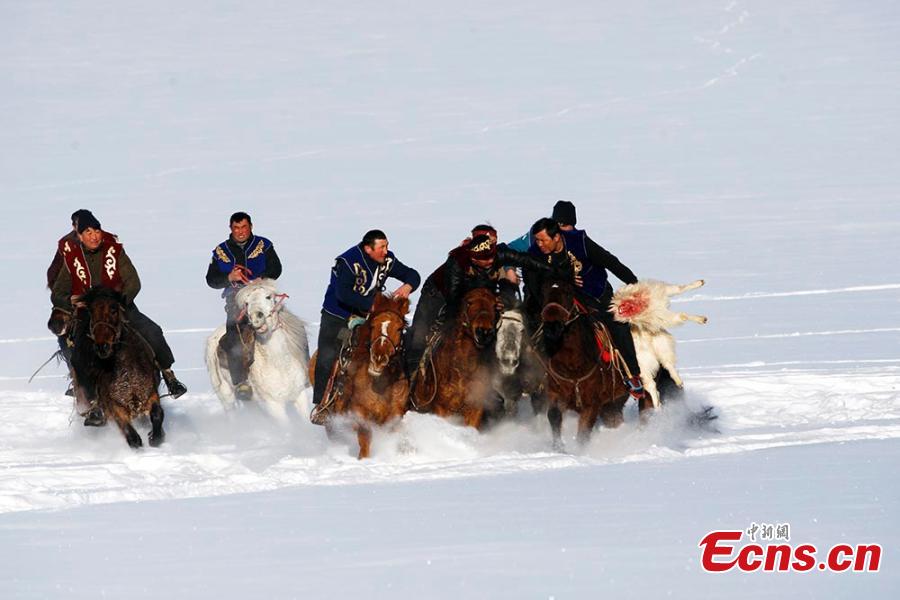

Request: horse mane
left=610, top=279, right=672, bottom=332
left=371, top=293, right=410, bottom=318
left=81, top=285, right=127, bottom=307
left=234, top=278, right=279, bottom=305
left=236, top=278, right=310, bottom=364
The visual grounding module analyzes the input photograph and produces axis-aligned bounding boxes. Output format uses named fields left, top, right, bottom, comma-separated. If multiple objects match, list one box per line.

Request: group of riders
left=47, top=201, right=648, bottom=427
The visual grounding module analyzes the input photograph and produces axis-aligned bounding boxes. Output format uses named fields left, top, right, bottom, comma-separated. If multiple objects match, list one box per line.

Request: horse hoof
left=126, top=433, right=143, bottom=449
left=235, top=383, right=253, bottom=402
left=148, top=430, right=165, bottom=447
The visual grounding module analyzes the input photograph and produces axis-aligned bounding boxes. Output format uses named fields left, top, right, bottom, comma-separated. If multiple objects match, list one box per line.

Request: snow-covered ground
left=2, top=0, right=899, bottom=597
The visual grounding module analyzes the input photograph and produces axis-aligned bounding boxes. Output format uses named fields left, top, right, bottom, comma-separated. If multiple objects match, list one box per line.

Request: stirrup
left=626, top=376, right=645, bottom=400
left=309, top=402, right=330, bottom=426
left=162, top=369, right=187, bottom=399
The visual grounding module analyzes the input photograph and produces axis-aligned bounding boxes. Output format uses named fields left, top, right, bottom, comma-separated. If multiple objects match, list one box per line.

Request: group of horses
left=69, top=275, right=707, bottom=457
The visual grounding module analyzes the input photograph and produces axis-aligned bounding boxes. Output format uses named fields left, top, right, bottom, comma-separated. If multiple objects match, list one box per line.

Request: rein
left=89, top=319, right=121, bottom=342
left=238, top=292, right=290, bottom=333
left=535, top=297, right=603, bottom=409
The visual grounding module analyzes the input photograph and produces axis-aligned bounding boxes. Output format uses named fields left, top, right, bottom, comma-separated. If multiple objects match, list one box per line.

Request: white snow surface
left=2, top=0, right=899, bottom=597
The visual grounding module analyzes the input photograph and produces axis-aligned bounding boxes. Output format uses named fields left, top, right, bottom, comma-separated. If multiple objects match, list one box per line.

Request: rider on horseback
left=50, top=213, right=187, bottom=425
left=47, top=209, right=119, bottom=396
left=404, top=224, right=560, bottom=377
left=525, top=206, right=647, bottom=400
left=205, top=211, right=283, bottom=402
left=310, top=229, right=420, bottom=424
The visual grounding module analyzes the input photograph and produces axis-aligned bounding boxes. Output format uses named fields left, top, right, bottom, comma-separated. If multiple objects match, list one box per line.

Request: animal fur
left=610, top=279, right=708, bottom=408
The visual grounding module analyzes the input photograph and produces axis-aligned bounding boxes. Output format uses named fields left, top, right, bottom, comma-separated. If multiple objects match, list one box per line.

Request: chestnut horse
left=535, top=280, right=630, bottom=450
left=70, top=287, right=164, bottom=448
left=411, top=287, right=498, bottom=429
left=309, top=294, right=410, bottom=459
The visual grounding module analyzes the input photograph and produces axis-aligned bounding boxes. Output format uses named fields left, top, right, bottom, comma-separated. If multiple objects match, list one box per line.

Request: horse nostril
left=256, top=312, right=264, bottom=320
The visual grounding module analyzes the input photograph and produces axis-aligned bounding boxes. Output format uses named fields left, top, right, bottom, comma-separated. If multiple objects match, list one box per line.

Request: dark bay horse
left=411, top=287, right=499, bottom=429
left=535, top=280, right=630, bottom=449
left=71, top=287, right=164, bottom=448
left=309, top=294, right=410, bottom=459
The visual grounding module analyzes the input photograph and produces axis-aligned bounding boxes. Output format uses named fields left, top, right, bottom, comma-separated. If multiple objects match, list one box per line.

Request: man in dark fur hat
left=404, top=224, right=560, bottom=379
left=50, top=214, right=187, bottom=425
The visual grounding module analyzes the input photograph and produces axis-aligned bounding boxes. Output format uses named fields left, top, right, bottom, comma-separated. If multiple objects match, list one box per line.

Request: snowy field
left=2, top=0, right=899, bottom=597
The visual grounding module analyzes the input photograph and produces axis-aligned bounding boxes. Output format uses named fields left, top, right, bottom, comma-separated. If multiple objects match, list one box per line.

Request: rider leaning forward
left=206, top=211, right=282, bottom=401
left=311, top=229, right=420, bottom=424
left=49, top=212, right=187, bottom=426
left=523, top=201, right=647, bottom=400
left=404, top=224, right=563, bottom=378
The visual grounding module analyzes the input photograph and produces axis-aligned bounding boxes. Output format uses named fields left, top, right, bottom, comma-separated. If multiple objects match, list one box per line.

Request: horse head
left=540, top=279, right=578, bottom=356
left=366, top=294, right=409, bottom=377
left=496, top=308, right=526, bottom=376
left=460, top=288, right=498, bottom=349
left=235, top=279, right=286, bottom=336
left=82, top=286, right=127, bottom=359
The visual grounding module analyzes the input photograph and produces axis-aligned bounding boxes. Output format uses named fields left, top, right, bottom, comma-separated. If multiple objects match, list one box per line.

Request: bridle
left=238, top=292, right=289, bottom=331
left=369, top=310, right=406, bottom=359
left=87, top=301, right=123, bottom=344
left=540, top=301, right=582, bottom=328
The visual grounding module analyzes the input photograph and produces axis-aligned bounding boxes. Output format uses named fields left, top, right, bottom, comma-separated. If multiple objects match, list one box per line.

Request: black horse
left=70, top=287, right=165, bottom=448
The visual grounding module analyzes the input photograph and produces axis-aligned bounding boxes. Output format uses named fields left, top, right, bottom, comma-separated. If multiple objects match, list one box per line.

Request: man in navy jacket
left=311, top=230, right=420, bottom=423
left=206, top=212, right=282, bottom=400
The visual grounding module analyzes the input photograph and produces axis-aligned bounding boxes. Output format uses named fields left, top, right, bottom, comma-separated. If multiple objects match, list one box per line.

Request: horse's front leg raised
left=148, top=395, right=165, bottom=447
left=108, top=403, right=142, bottom=448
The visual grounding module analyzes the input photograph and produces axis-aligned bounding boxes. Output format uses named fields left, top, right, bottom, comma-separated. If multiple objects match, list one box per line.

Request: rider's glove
left=348, top=315, right=366, bottom=330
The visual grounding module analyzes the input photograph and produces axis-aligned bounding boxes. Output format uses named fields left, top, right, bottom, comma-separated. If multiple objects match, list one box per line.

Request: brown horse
left=70, top=287, right=164, bottom=448
left=411, top=287, right=499, bottom=429
left=309, top=294, right=410, bottom=459
left=535, top=280, right=630, bottom=450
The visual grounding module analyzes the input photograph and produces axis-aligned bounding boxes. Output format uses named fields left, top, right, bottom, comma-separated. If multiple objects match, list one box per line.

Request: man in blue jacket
left=206, top=211, right=282, bottom=401
left=311, top=229, right=420, bottom=424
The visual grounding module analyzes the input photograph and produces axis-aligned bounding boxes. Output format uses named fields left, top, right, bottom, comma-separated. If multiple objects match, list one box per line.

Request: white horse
left=206, top=279, right=311, bottom=419
left=493, top=307, right=545, bottom=417
left=610, top=279, right=708, bottom=409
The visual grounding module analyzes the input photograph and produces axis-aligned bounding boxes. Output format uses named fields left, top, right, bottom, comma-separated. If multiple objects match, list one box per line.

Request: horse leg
left=148, top=396, right=165, bottom=447
left=530, top=389, right=548, bottom=417
left=576, top=408, right=600, bottom=446
left=109, top=404, right=142, bottom=449
left=463, top=408, right=484, bottom=430
left=599, top=401, right=625, bottom=429
left=548, top=403, right=564, bottom=452
left=356, top=424, right=372, bottom=460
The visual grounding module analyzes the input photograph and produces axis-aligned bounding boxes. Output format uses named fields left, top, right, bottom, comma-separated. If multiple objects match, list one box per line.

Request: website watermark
left=699, top=523, right=882, bottom=573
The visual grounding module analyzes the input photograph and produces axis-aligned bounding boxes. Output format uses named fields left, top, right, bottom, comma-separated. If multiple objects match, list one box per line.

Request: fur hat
left=468, top=234, right=497, bottom=260
left=77, top=213, right=102, bottom=233
left=551, top=200, right=577, bottom=226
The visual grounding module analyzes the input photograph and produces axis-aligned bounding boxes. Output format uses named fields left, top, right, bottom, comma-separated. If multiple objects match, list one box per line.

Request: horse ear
left=397, top=297, right=410, bottom=315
